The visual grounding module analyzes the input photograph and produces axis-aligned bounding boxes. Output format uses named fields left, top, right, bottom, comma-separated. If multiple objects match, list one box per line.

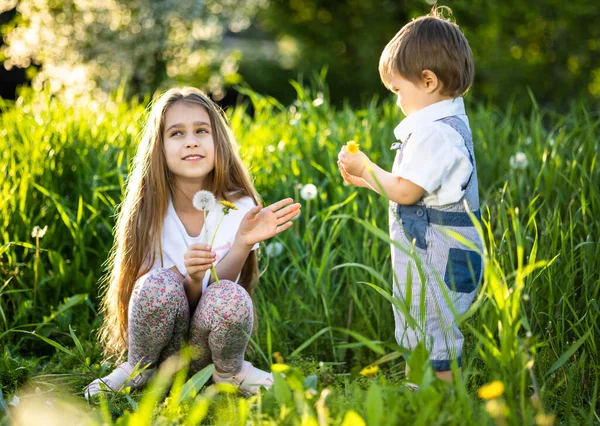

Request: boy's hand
left=338, top=145, right=370, bottom=177
left=337, top=160, right=369, bottom=188
left=184, top=243, right=216, bottom=283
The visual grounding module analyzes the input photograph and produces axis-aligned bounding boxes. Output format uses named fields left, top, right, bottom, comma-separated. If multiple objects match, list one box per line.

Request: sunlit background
left=1, top=0, right=599, bottom=109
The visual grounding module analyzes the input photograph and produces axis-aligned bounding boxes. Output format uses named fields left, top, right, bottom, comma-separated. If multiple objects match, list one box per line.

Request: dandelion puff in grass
left=359, top=365, right=379, bottom=377
left=300, top=183, right=318, bottom=200
left=31, top=225, right=48, bottom=239
left=509, top=152, right=528, bottom=170
left=478, top=380, right=504, bottom=399
left=265, top=241, right=284, bottom=258
left=346, top=140, right=360, bottom=154
left=192, top=190, right=217, bottom=211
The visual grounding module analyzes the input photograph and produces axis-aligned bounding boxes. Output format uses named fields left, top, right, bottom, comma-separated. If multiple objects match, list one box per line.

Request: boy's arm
left=338, top=147, right=425, bottom=204
left=360, top=161, right=425, bottom=205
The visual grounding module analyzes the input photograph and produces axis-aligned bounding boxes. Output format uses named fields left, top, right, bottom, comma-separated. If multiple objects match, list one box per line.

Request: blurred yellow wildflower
left=346, top=140, right=360, bottom=154
left=341, top=410, right=366, bottom=426
left=485, top=399, right=508, bottom=418
left=271, top=363, right=290, bottom=373
left=273, top=351, right=284, bottom=364
left=359, top=365, right=379, bottom=377
left=478, top=381, right=505, bottom=399
left=535, top=413, right=555, bottom=426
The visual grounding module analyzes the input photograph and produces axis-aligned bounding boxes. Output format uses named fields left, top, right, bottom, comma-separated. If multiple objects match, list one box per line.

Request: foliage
left=254, top=0, right=600, bottom=109
left=0, top=0, right=267, bottom=101
left=0, top=84, right=599, bottom=424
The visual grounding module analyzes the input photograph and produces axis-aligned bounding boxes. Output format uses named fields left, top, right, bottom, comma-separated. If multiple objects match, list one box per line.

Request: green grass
left=0, top=83, right=599, bottom=425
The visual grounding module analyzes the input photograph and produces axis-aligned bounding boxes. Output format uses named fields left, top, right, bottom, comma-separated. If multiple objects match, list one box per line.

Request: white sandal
left=84, top=362, right=156, bottom=400
left=212, top=361, right=273, bottom=396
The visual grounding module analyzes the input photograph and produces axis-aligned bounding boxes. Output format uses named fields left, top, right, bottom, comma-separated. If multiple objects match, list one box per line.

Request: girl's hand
left=236, top=198, right=301, bottom=247
left=184, top=243, right=216, bottom=283
left=337, top=160, right=369, bottom=188
left=338, top=145, right=370, bottom=177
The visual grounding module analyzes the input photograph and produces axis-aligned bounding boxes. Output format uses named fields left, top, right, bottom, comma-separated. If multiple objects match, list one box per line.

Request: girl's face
left=163, top=101, right=215, bottom=187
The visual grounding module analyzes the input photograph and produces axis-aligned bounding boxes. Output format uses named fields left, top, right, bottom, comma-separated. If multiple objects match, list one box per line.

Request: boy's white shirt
left=392, top=97, right=473, bottom=206
left=152, top=196, right=258, bottom=294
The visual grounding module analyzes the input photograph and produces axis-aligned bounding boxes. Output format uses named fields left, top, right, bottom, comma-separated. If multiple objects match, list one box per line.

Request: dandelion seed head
left=510, top=152, right=528, bottom=169
left=300, top=183, right=318, bottom=200
left=265, top=241, right=284, bottom=257
left=524, top=136, right=532, bottom=145
left=31, top=225, right=48, bottom=239
left=312, top=93, right=324, bottom=107
left=192, top=190, right=216, bottom=211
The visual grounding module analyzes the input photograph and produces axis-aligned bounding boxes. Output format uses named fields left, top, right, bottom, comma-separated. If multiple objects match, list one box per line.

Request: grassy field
left=0, top=84, right=599, bottom=425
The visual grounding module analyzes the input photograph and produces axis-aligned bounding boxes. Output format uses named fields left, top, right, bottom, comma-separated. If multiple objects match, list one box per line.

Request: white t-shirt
left=392, top=97, right=473, bottom=206
left=151, top=195, right=259, bottom=294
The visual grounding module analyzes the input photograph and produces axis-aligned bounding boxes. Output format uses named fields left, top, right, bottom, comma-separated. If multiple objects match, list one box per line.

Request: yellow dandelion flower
left=346, top=140, right=360, bottom=154
left=273, top=351, right=284, bottom=364
left=271, top=363, right=290, bottom=373
left=535, top=413, right=556, bottom=426
left=360, top=365, right=379, bottom=377
left=221, top=200, right=237, bottom=210
left=341, top=410, right=366, bottom=426
left=478, top=381, right=505, bottom=400
left=485, top=399, right=507, bottom=418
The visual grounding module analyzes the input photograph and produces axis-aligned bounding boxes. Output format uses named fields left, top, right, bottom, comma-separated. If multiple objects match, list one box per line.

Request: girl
left=84, top=87, right=301, bottom=398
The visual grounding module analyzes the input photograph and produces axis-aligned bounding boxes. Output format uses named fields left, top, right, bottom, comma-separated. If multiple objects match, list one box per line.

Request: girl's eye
left=170, top=131, right=182, bottom=137
left=196, top=128, right=209, bottom=134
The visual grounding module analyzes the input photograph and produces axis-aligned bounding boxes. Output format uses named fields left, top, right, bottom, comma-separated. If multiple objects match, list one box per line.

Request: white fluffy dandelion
left=509, top=152, right=528, bottom=170
left=192, top=190, right=217, bottom=211
left=265, top=241, right=284, bottom=258
left=300, top=184, right=318, bottom=200
left=31, top=225, right=48, bottom=239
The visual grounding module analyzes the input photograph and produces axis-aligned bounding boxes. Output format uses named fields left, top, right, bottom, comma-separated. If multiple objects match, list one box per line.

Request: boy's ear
left=421, top=70, right=440, bottom=93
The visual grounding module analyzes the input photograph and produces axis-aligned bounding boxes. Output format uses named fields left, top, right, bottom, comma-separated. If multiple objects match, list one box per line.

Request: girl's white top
left=152, top=196, right=259, bottom=294
left=392, top=97, right=473, bottom=206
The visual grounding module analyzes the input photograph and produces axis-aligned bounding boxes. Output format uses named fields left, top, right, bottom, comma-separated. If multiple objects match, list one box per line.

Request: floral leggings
left=128, top=268, right=253, bottom=374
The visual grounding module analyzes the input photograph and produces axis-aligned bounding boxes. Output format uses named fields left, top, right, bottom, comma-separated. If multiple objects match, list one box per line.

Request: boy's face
left=388, top=73, right=428, bottom=116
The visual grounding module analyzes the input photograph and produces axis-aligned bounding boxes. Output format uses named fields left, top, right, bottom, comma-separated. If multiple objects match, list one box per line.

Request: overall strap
left=434, top=116, right=475, bottom=190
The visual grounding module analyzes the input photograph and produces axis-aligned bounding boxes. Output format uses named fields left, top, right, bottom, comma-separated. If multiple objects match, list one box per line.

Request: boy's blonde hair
left=379, top=6, right=474, bottom=97
left=98, top=87, right=260, bottom=361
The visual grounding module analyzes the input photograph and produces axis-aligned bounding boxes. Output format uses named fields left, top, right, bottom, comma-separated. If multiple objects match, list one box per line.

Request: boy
left=338, top=7, right=483, bottom=383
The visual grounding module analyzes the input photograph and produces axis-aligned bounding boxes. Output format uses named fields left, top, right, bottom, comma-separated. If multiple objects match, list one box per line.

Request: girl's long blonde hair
left=98, top=87, right=260, bottom=361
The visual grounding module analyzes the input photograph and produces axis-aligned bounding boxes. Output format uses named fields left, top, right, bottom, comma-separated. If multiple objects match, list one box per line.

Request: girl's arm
left=210, top=239, right=253, bottom=284
left=210, top=199, right=301, bottom=284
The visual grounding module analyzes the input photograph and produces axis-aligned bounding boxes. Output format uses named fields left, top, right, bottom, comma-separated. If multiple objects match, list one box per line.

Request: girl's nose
left=185, top=136, right=199, bottom=148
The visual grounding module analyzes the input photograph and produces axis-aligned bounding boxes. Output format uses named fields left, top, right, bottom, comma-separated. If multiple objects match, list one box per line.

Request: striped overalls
left=389, top=115, right=483, bottom=371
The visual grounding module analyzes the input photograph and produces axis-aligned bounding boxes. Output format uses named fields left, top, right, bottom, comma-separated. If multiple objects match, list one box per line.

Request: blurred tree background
left=1, top=0, right=599, bottom=109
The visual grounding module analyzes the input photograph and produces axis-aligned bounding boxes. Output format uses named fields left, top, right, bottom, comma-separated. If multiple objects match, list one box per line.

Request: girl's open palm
left=236, top=198, right=301, bottom=246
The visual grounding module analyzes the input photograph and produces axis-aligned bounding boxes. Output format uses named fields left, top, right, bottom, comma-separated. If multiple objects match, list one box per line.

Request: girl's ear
left=421, top=69, right=440, bottom=93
